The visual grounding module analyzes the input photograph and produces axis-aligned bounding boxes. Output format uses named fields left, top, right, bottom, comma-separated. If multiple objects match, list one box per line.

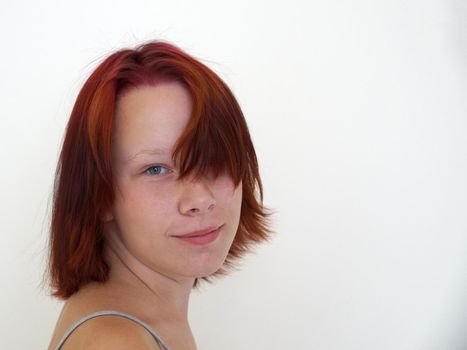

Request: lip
left=173, top=225, right=223, bottom=246
left=174, top=225, right=223, bottom=238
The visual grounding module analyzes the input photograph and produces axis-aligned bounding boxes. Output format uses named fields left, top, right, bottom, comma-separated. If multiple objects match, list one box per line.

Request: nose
left=178, top=176, right=217, bottom=215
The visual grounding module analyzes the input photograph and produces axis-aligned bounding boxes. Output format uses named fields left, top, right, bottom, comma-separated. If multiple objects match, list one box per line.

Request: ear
left=101, top=208, right=114, bottom=223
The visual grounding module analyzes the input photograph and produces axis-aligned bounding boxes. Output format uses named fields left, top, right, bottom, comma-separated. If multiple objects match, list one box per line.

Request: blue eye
left=145, top=165, right=170, bottom=175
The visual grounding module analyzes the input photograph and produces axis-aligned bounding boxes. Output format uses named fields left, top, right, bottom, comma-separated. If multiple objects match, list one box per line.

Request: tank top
left=53, top=310, right=171, bottom=350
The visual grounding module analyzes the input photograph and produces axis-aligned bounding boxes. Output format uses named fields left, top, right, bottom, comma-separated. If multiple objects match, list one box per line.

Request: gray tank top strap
left=54, top=310, right=171, bottom=350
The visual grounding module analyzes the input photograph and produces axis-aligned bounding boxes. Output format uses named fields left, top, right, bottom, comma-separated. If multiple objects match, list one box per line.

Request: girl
left=46, top=40, right=272, bottom=350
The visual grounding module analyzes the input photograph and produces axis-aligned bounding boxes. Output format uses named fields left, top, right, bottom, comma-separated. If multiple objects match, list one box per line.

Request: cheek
left=231, top=186, right=243, bottom=220
left=114, top=181, right=176, bottom=225
left=215, top=178, right=242, bottom=213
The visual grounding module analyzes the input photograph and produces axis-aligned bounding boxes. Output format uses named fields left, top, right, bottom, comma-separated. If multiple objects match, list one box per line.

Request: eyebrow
left=126, top=148, right=172, bottom=163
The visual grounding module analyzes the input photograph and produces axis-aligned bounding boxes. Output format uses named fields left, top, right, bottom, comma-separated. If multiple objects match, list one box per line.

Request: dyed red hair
left=46, top=40, right=273, bottom=299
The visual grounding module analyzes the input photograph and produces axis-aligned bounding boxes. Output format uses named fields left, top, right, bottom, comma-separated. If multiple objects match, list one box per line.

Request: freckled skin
left=104, top=81, right=243, bottom=280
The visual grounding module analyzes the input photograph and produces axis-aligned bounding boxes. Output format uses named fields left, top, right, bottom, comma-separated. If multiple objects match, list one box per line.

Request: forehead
left=112, top=81, right=192, bottom=162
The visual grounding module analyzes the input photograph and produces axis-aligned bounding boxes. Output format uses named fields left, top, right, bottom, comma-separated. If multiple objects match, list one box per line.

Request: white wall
left=1, top=0, right=466, bottom=349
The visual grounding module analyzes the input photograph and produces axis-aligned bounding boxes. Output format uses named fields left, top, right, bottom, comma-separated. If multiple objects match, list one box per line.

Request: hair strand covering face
left=45, top=40, right=274, bottom=299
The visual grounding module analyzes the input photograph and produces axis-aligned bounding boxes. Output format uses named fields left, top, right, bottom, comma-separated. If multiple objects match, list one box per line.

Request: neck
left=103, top=239, right=195, bottom=323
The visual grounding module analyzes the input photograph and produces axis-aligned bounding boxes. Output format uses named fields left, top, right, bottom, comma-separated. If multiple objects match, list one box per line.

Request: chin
left=196, top=264, right=224, bottom=278
left=182, top=252, right=229, bottom=278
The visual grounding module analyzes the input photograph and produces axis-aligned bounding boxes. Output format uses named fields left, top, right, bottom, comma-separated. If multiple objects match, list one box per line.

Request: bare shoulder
left=61, top=316, right=161, bottom=350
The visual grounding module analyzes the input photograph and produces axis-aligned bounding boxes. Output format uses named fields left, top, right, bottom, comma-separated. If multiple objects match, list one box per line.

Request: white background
left=1, top=0, right=466, bottom=349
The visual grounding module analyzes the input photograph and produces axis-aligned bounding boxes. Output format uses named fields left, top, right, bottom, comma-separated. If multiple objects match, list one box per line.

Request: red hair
left=46, top=40, right=273, bottom=299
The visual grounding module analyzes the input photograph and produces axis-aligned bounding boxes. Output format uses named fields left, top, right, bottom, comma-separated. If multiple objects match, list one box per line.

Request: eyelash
left=144, top=165, right=172, bottom=176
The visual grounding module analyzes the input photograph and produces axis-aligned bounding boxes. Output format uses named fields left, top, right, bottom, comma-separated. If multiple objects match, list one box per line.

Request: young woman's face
left=105, top=81, right=242, bottom=279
